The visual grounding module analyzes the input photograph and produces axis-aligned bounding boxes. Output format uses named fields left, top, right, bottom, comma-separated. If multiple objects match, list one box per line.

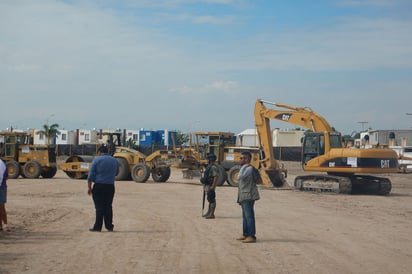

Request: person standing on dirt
left=201, top=153, right=219, bottom=219
left=0, top=159, right=10, bottom=232
left=87, top=145, right=119, bottom=232
left=237, top=151, right=260, bottom=243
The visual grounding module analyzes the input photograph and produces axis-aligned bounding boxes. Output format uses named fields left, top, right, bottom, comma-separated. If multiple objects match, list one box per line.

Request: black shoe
left=89, top=228, right=101, bottom=232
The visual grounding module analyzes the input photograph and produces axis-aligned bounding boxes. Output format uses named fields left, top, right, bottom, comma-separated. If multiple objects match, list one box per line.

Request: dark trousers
left=92, top=184, right=115, bottom=230
left=207, top=189, right=216, bottom=203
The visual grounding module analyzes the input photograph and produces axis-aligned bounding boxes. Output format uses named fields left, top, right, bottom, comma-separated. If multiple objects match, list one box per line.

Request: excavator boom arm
left=257, top=100, right=334, bottom=132
left=254, top=99, right=333, bottom=170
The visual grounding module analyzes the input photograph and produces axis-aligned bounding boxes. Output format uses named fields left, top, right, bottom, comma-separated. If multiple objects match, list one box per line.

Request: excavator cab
left=302, top=131, right=343, bottom=164
left=302, top=133, right=323, bottom=164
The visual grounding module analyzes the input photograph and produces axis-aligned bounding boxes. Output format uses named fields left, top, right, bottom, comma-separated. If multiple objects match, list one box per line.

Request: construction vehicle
left=171, top=131, right=267, bottom=187
left=390, top=146, right=412, bottom=173
left=59, top=132, right=173, bottom=183
left=254, top=99, right=399, bottom=195
left=0, top=131, right=57, bottom=179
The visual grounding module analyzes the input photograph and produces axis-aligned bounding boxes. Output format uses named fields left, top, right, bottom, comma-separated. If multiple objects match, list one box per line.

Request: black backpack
left=200, top=164, right=217, bottom=185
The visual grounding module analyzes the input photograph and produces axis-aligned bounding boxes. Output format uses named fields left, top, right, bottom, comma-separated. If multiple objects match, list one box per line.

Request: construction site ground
left=1, top=161, right=411, bottom=274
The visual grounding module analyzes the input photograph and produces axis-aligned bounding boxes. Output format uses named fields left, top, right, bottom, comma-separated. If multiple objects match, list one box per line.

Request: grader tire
left=23, top=160, right=42, bottom=179
left=41, top=167, right=57, bottom=178
left=152, top=167, right=171, bottom=182
left=227, top=165, right=241, bottom=187
left=131, top=163, right=150, bottom=183
left=216, top=165, right=227, bottom=186
left=6, top=160, right=21, bottom=179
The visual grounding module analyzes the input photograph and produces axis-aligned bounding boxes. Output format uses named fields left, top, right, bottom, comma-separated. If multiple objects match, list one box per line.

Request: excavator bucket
left=259, top=168, right=287, bottom=188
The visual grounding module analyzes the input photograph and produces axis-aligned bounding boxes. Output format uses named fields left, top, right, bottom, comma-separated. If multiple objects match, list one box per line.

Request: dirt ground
left=0, top=161, right=411, bottom=274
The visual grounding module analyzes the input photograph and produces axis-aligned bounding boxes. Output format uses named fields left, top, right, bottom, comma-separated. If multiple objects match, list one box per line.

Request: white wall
left=273, top=129, right=304, bottom=146
left=237, top=128, right=304, bottom=147
left=237, top=129, right=259, bottom=147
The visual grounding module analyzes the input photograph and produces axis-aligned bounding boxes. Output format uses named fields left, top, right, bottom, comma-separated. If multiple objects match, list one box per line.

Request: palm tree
left=37, top=123, right=60, bottom=145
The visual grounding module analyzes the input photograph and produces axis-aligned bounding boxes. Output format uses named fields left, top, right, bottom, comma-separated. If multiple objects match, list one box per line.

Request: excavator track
left=350, top=175, right=392, bottom=195
left=294, top=174, right=392, bottom=195
left=294, top=174, right=352, bottom=194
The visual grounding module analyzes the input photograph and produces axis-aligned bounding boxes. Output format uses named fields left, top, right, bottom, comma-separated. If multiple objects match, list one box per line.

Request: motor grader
left=59, top=132, right=173, bottom=183
left=0, top=131, right=57, bottom=179
left=171, top=131, right=269, bottom=187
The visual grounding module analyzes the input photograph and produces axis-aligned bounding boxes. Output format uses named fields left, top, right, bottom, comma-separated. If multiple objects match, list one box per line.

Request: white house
left=32, top=128, right=71, bottom=145
left=55, top=129, right=69, bottom=145
left=125, top=129, right=139, bottom=145
left=77, top=129, right=97, bottom=144
left=33, top=129, right=47, bottom=145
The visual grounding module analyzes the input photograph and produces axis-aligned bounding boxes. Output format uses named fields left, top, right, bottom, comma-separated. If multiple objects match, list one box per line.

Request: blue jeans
left=241, top=200, right=256, bottom=238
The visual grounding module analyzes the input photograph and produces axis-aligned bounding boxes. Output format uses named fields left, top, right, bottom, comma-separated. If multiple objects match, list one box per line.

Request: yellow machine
left=254, top=99, right=399, bottom=194
left=172, top=131, right=263, bottom=187
left=59, top=133, right=173, bottom=183
left=0, top=131, right=57, bottom=179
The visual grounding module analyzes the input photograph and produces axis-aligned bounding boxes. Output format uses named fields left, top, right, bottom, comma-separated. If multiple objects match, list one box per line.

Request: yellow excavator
left=254, top=99, right=399, bottom=195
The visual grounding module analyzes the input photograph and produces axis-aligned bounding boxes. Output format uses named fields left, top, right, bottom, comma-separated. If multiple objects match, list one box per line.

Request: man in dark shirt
left=201, top=154, right=219, bottom=219
left=87, top=145, right=119, bottom=232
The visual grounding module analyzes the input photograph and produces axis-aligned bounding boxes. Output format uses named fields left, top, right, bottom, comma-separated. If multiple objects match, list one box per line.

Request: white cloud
left=216, top=16, right=412, bottom=72
left=170, top=80, right=238, bottom=94
left=208, top=80, right=238, bottom=91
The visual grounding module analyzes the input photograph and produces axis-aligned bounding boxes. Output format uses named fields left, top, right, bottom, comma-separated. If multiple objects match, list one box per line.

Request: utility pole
left=357, top=121, right=368, bottom=131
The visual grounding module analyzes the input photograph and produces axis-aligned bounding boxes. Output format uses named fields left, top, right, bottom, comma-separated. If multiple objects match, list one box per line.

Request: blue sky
left=1, top=0, right=411, bottom=135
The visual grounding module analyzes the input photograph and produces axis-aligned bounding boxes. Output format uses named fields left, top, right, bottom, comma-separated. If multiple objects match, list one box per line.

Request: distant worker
left=237, top=151, right=260, bottom=243
left=87, top=145, right=119, bottom=232
left=107, top=139, right=116, bottom=156
left=200, top=153, right=219, bottom=219
left=0, top=159, right=10, bottom=232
